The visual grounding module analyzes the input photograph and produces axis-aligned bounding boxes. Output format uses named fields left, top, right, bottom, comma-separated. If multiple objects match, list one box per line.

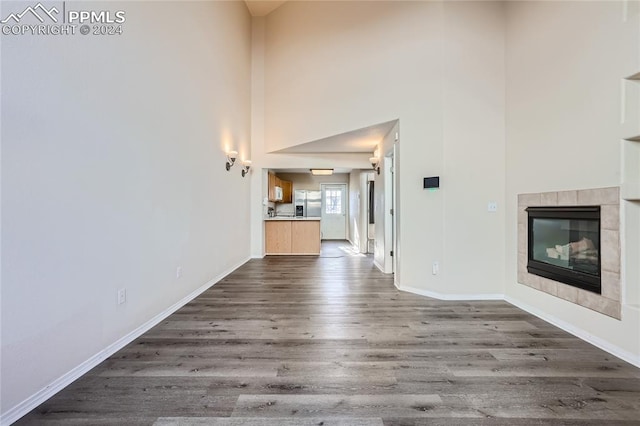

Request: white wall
left=505, top=1, right=640, bottom=361
left=1, top=1, right=252, bottom=416
left=261, top=1, right=506, bottom=296
left=374, top=124, right=398, bottom=273
left=441, top=1, right=506, bottom=297
left=348, top=170, right=371, bottom=253
left=249, top=16, right=371, bottom=257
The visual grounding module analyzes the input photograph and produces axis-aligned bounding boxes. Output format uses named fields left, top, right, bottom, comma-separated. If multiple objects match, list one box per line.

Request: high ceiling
left=244, top=0, right=288, bottom=16
left=273, top=120, right=397, bottom=154
left=243, top=2, right=396, bottom=170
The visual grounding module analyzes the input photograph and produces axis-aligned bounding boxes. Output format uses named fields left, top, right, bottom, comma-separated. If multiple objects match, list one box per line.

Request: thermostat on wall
left=423, top=176, right=440, bottom=189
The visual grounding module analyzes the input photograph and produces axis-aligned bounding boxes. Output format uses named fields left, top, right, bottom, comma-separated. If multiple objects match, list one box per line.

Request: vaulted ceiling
left=244, top=0, right=287, bottom=16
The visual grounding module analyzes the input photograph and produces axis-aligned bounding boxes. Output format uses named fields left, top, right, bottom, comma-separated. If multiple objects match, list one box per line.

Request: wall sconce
left=225, top=150, right=238, bottom=171
left=369, top=157, right=380, bottom=175
left=241, top=160, right=252, bottom=177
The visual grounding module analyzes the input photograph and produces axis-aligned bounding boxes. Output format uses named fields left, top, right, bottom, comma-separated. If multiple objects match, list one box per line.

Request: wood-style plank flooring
left=17, top=241, right=640, bottom=425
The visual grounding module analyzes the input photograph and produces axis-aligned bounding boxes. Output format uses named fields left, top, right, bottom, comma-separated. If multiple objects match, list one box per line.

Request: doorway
left=320, top=183, right=347, bottom=240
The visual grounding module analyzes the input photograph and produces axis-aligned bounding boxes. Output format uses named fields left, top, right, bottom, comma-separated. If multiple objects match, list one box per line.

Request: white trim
left=505, top=295, right=640, bottom=368
left=373, top=259, right=386, bottom=273
left=251, top=254, right=265, bottom=259
left=398, top=284, right=504, bottom=301
left=0, top=257, right=250, bottom=426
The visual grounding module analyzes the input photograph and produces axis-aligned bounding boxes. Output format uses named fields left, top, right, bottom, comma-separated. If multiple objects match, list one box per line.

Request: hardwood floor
left=17, top=242, right=640, bottom=425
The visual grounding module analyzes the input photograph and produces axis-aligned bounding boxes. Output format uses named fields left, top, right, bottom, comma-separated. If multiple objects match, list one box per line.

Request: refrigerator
left=294, top=190, right=322, bottom=217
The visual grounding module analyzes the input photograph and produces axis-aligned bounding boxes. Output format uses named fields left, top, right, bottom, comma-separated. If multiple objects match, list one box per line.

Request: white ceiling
left=273, top=120, right=397, bottom=154
left=244, top=0, right=288, bottom=16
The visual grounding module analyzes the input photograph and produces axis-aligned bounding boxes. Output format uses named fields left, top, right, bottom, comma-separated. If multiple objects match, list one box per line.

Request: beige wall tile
left=541, top=192, right=558, bottom=206
left=577, top=290, right=621, bottom=319
left=518, top=193, right=541, bottom=206
left=557, top=190, right=578, bottom=205
left=601, top=270, right=621, bottom=301
left=518, top=252, right=526, bottom=271
left=577, top=187, right=619, bottom=205
left=601, top=230, right=621, bottom=273
left=601, top=204, right=620, bottom=231
left=540, top=277, right=558, bottom=296
left=522, top=272, right=539, bottom=290
left=518, top=207, right=527, bottom=225
left=556, top=284, right=578, bottom=303
left=518, top=224, right=527, bottom=254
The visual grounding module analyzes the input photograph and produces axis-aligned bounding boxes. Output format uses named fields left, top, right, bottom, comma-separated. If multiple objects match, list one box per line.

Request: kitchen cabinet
left=291, top=221, right=320, bottom=254
left=280, top=180, right=293, bottom=203
left=265, top=221, right=292, bottom=253
left=268, top=172, right=277, bottom=202
left=267, top=172, right=293, bottom=203
left=264, top=219, right=321, bottom=255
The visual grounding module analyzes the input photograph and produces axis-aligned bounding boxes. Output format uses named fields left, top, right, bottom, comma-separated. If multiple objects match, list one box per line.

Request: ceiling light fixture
left=310, top=169, right=334, bottom=176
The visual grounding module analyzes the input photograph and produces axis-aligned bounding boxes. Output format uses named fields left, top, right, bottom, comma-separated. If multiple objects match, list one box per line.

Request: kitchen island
left=264, top=217, right=321, bottom=255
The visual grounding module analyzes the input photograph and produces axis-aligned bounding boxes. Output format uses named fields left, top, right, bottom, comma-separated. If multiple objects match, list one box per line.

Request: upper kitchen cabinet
left=268, top=172, right=277, bottom=202
left=280, top=180, right=293, bottom=203
left=267, top=171, right=292, bottom=203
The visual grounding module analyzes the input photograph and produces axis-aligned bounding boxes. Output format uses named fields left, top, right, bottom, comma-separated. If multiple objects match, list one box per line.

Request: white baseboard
left=0, top=256, right=250, bottom=426
left=399, top=286, right=639, bottom=367
left=505, top=295, right=640, bottom=368
left=398, top=284, right=504, bottom=301
left=373, top=259, right=385, bottom=273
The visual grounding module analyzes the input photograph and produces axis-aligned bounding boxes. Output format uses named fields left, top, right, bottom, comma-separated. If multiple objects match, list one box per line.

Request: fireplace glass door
left=526, top=206, right=601, bottom=293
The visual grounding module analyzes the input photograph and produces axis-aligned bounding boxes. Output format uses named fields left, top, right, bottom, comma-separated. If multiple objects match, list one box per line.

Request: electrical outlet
left=117, top=288, right=126, bottom=305
left=176, top=266, right=183, bottom=278
left=432, top=261, right=439, bottom=275
left=487, top=202, right=498, bottom=212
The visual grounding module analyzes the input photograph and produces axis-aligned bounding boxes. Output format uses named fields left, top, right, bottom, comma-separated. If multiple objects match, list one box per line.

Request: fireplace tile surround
left=518, top=187, right=621, bottom=319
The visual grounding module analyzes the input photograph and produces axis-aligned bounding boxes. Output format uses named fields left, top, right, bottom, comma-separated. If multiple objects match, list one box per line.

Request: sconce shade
left=369, top=157, right=380, bottom=175
left=226, top=150, right=238, bottom=171
left=241, top=160, right=252, bottom=177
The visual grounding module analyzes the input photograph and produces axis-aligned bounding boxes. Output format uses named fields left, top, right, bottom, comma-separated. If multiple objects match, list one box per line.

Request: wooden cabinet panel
left=265, top=220, right=321, bottom=255
left=268, top=172, right=277, bottom=202
left=291, top=221, right=321, bottom=254
left=267, top=173, right=292, bottom=204
left=265, top=221, right=292, bottom=254
left=281, top=180, right=293, bottom=203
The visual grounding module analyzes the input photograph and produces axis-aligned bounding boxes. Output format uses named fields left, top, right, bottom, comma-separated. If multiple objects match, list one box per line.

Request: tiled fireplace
left=518, top=187, right=621, bottom=319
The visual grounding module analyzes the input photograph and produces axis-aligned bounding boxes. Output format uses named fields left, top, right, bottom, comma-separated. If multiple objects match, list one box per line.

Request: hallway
left=17, top=251, right=640, bottom=424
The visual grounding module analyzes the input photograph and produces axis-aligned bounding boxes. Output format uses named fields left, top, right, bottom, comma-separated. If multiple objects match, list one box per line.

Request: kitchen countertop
left=264, top=216, right=321, bottom=221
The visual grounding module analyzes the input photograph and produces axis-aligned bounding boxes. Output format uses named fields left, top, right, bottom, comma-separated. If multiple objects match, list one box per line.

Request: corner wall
left=505, top=1, right=640, bottom=363
left=1, top=1, right=252, bottom=417
left=261, top=1, right=506, bottom=296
